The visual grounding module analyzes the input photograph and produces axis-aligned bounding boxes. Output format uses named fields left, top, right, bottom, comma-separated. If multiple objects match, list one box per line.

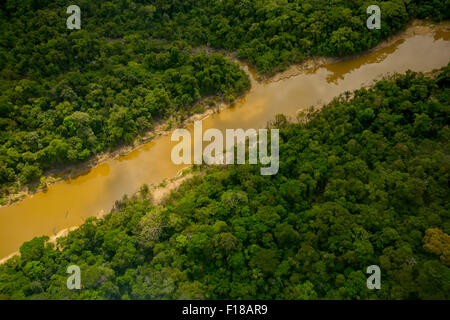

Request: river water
left=0, top=24, right=449, bottom=260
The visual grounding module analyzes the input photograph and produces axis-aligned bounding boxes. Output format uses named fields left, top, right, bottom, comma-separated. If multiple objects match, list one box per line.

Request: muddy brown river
left=1, top=24, right=449, bottom=260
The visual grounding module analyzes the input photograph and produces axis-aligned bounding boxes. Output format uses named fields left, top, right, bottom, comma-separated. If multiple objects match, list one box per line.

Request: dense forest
left=0, top=67, right=448, bottom=299
left=0, top=0, right=448, bottom=204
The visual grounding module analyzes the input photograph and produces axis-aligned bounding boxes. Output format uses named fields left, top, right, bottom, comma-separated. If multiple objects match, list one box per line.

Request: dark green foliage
left=1, top=68, right=448, bottom=299
left=0, top=2, right=251, bottom=199
left=0, top=0, right=446, bottom=200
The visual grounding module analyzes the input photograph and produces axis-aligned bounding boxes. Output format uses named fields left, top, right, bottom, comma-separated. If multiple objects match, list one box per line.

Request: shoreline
left=0, top=87, right=244, bottom=209
left=268, top=19, right=449, bottom=83
left=0, top=166, right=197, bottom=264
left=0, top=20, right=447, bottom=210
left=0, top=19, right=448, bottom=263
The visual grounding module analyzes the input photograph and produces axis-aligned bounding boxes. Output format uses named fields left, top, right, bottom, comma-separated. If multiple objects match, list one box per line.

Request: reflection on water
left=0, top=26, right=449, bottom=259
left=324, top=39, right=405, bottom=83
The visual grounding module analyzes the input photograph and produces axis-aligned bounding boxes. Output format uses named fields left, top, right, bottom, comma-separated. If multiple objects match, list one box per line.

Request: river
left=0, top=23, right=449, bottom=260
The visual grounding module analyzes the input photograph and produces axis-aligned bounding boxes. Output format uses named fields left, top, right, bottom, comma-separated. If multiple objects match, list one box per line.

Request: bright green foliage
left=0, top=2, right=252, bottom=199
left=1, top=67, right=448, bottom=300
left=0, top=0, right=447, bottom=200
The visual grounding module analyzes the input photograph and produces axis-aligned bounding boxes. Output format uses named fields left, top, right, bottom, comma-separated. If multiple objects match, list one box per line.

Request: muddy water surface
left=1, top=25, right=449, bottom=260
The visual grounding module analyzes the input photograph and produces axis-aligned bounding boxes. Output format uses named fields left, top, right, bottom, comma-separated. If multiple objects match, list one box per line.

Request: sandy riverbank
left=0, top=88, right=238, bottom=208
left=270, top=19, right=449, bottom=84
left=0, top=166, right=197, bottom=264
left=1, top=20, right=447, bottom=209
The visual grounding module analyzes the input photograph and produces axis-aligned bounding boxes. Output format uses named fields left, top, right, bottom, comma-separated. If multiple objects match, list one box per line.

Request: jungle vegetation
left=0, top=67, right=448, bottom=299
left=0, top=0, right=448, bottom=203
